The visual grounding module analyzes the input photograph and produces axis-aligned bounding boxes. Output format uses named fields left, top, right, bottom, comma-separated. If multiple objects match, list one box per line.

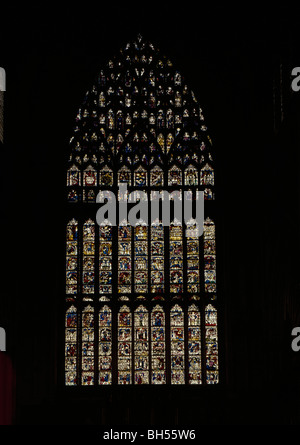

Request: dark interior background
left=1, top=5, right=300, bottom=425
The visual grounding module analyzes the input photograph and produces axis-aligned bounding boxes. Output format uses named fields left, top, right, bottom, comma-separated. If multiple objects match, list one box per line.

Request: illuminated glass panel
left=134, top=305, right=149, bottom=384
left=82, top=219, right=95, bottom=296
left=168, top=165, right=182, bottom=186
left=83, top=165, right=97, bottom=186
left=200, top=163, right=214, bottom=185
left=81, top=305, right=94, bottom=385
left=134, top=225, right=148, bottom=293
left=151, top=305, right=166, bottom=384
left=67, top=164, right=81, bottom=186
left=188, top=304, right=201, bottom=384
left=99, top=305, right=112, bottom=385
left=184, top=165, right=198, bottom=185
left=204, top=218, right=216, bottom=293
left=134, top=166, right=147, bottom=187
left=99, top=225, right=113, bottom=294
left=99, top=165, right=113, bottom=186
left=118, top=166, right=131, bottom=185
left=170, top=304, right=185, bottom=384
left=169, top=221, right=183, bottom=294
left=150, top=220, right=164, bottom=293
left=118, top=223, right=132, bottom=293
left=186, top=220, right=200, bottom=293
left=118, top=305, right=132, bottom=384
left=205, top=304, right=219, bottom=384
left=150, top=166, right=164, bottom=186
left=66, top=219, right=78, bottom=296
left=65, top=305, right=77, bottom=386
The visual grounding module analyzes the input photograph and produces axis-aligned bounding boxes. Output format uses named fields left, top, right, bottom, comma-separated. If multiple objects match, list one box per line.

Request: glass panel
left=99, top=305, right=112, bottom=385
left=118, top=305, right=132, bottom=384
left=134, top=225, right=148, bottom=293
left=150, top=220, right=164, bottom=293
left=186, top=220, right=200, bottom=293
left=169, top=222, right=183, bottom=294
left=65, top=305, right=77, bottom=386
left=170, top=304, right=185, bottom=384
left=82, top=219, right=95, bottom=296
left=118, top=223, right=132, bottom=293
left=81, top=305, right=94, bottom=385
left=205, top=304, right=219, bottom=384
left=188, top=304, right=201, bottom=384
left=99, top=225, right=113, bottom=294
left=66, top=219, right=78, bottom=296
left=204, top=218, right=216, bottom=293
left=134, top=305, right=149, bottom=384
left=151, top=305, right=166, bottom=384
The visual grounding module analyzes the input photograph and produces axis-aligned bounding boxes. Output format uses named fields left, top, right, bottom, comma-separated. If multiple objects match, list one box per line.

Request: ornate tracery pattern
left=64, top=35, right=219, bottom=386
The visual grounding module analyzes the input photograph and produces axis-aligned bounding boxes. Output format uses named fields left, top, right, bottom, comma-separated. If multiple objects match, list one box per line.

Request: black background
left=1, top=5, right=300, bottom=425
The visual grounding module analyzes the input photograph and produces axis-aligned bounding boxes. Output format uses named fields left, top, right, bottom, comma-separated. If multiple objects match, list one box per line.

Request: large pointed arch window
left=64, top=35, right=219, bottom=386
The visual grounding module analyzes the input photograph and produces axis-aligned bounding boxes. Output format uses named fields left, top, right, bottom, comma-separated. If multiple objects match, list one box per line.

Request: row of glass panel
left=65, top=303, right=219, bottom=386
left=67, top=163, right=214, bottom=188
left=66, top=218, right=216, bottom=296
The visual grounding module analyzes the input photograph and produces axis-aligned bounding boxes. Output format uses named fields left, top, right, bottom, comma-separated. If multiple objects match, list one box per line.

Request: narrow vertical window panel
left=134, top=306, right=149, bottom=384
left=203, top=218, right=216, bottom=293
left=150, top=221, right=164, bottom=294
left=66, top=219, right=78, bottom=297
left=134, top=225, right=148, bottom=294
left=205, top=304, right=219, bottom=384
left=170, top=304, right=185, bottom=384
left=82, top=219, right=95, bottom=296
left=81, top=305, right=95, bottom=385
left=188, top=304, right=201, bottom=384
left=118, top=224, right=132, bottom=293
left=151, top=305, right=166, bottom=384
left=99, top=305, right=112, bottom=385
left=186, top=220, right=200, bottom=294
left=118, top=305, right=132, bottom=384
left=65, top=306, right=78, bottom=386
left=99, top=225, right=113, bottom=294
left=169, top=222, right=183, bottom=294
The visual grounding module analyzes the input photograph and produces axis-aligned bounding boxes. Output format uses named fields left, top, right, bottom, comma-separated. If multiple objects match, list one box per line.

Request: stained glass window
left=64, top=35, right=219, bottom=387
